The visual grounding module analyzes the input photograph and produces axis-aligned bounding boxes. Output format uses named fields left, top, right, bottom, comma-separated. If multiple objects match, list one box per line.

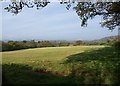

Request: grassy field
left=2, top=46, right=120, bottom=85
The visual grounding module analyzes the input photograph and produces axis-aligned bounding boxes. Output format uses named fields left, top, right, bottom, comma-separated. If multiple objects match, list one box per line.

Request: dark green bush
left=112, top=41, right=120, bottom=50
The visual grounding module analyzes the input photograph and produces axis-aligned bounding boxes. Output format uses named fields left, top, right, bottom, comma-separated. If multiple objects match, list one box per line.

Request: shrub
left=112, top=41, right=120, bottom=50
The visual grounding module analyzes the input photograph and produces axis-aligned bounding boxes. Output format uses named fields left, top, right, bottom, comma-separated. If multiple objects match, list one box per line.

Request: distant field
left=2, top=46, right=119, bottom=84
left=2, top=46, right=104, bottom=63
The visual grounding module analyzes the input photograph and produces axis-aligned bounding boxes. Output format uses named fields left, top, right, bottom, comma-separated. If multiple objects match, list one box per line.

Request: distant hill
left=80, top=35, right=119, bottom=45
left=99, top=36, right=118, bottom=41
left=2, top=35, right=119, bottom=43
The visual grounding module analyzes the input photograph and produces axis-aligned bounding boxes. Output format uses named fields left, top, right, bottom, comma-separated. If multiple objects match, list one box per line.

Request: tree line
left=0, top=40, right=105, bottom=51
left=1, top=40, right=70, bottom=51
left=1, top=39, right=119, bottom=51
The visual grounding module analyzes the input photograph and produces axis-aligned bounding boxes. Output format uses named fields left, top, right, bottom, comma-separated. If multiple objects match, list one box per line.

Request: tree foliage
left=1, top=40, right=71, bottom=51
left=2, top=0, right=120, bottom=30
left=1, top=40, right=106, bottom=51
left=73, top=2, right=120, bottom=30
left=75, top=40, right=82, bottom=45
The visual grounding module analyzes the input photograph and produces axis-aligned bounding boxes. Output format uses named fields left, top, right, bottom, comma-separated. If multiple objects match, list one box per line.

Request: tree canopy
left=73, top=2, right=120, bottom=30
left=2, top=0, right=120, bottom=30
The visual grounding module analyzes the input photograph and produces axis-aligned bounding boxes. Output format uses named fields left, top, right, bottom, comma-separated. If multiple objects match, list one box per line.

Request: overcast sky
left=1, top=2, right=118, bottom=41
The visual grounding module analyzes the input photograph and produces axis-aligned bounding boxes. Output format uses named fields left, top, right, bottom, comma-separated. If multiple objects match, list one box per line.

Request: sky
left=1, top=2, right=118, bottom=41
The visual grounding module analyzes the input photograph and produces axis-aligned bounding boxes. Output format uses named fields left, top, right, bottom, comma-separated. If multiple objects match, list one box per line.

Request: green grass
left=2, top=46, right=120, bottom=85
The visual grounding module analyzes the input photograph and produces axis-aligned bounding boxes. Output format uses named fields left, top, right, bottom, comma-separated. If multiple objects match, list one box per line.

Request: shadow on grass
left=64, top=46, right=120, bottom=84
left=2, top=64, right=72, bottom=85
left=3, top=63, right=105, bottom=85
left=64, top=47, right=119, bottom=63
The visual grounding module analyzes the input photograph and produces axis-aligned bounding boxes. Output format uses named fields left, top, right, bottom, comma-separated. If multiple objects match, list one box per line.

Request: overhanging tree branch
left=2, top=0, right=120, bottom=30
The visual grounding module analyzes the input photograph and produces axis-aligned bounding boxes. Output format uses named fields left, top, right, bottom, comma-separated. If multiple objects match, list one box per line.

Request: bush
left=112, top=41, right=120, bottom=50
